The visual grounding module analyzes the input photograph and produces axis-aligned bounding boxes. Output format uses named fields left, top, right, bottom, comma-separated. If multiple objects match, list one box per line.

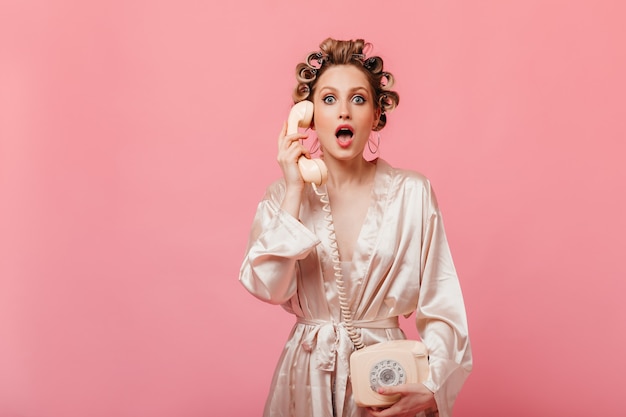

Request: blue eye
left=323, top=95, right=336, bottom=104
left=352, top=95, right=366, bottom=104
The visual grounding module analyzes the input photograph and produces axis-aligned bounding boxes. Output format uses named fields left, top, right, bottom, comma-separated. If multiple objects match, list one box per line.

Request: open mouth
left=335, top=125, right=354, bottom=147
left=335, top=127, right=354, bottom=137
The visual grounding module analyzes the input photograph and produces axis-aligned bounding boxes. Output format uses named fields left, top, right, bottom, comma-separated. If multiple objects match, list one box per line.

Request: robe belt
left=296, top=316, right=400, bottom=372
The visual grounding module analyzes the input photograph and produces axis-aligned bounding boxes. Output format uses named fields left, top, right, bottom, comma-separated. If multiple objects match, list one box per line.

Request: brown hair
left=292, top=38, right=400, bottom=131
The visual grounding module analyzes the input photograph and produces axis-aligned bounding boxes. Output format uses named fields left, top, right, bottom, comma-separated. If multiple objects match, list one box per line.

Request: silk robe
left=239, top=159, right=472, bottom=417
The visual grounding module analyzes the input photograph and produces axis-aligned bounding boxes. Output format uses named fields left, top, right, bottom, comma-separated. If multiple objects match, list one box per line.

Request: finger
left=377, top=386, right=401, bottom=396
left=277, top=122, right=287, bottom=144
left=279, top=135, right=309, bottom=156
left=368, top=406, right=392, bottom=417
left=365, top=408, right=382, bottom=417
left=286, top=139, right=306, bottom=154
left=285, top=131, right=309, bottom=144
left=278, top=142, right=307, bottom=166
left=278, top=122, right=309, bottom=143
left=287, top=138, right=309, bottom=156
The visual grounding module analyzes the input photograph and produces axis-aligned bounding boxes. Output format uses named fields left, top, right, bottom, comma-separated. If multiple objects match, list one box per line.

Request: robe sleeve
left=416, top=184, right=473, bottom=417
left=239, top=182, right=321, bottom=305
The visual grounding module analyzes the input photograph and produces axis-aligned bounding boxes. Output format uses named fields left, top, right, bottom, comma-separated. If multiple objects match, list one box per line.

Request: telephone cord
left=312, top=183, right=365, bottom=350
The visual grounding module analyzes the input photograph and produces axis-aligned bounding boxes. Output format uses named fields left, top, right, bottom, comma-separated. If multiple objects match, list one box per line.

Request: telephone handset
left=287, top=101, right=328, bottom=186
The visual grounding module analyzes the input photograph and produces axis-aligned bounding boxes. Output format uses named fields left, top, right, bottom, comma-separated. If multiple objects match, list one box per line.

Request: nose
left=338, top=101, right=351, bottom=120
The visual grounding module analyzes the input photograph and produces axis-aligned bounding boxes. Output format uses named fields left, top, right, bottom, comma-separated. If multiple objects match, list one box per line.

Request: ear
left=373, top=107, right=382, bottom=130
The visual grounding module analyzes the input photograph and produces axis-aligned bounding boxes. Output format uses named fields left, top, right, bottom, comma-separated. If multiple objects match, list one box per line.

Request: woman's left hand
left=366, top=383, right=436, bottom=417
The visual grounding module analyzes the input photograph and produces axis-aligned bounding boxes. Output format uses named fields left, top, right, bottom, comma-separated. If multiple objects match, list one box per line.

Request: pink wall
left=1, top=1, right=624, bottom=416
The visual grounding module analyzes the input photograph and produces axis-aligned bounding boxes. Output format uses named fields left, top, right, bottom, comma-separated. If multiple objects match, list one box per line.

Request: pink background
left=1, top=1, right=625, bottom=416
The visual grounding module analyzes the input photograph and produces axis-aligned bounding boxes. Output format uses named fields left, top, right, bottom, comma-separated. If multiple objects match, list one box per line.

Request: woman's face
left=311, top=65, right=380, bottom=162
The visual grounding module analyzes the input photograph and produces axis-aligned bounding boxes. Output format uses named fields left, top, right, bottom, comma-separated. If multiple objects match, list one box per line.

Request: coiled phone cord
left=312, top=183, right=365, bottom=350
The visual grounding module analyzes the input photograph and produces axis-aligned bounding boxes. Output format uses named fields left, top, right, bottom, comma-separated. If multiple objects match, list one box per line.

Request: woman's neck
left=324, top=157, right=376, bottom=190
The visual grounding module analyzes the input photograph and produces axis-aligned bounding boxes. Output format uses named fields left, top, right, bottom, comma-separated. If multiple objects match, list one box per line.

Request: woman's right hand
left=277, top=121, right=309, bottom=218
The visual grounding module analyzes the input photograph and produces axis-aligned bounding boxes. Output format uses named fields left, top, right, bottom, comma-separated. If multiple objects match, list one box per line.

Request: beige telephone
left=287, top=100, right=328, bottom=186
left=350, top=340, right=430, bottom=408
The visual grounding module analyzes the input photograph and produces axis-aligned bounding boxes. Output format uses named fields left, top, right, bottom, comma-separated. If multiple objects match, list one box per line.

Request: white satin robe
left=239, top=159, right=472, bottom=417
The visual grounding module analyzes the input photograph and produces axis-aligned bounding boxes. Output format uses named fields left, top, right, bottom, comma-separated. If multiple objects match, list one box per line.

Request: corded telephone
left=350, top=339, right=430, bottom=407
left=286, top=101, right=328, bottom=186
left=286, top=101, right=430, bottom=409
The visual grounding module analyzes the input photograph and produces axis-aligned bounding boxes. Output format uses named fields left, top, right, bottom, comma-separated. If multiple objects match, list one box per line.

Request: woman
left=239, top=38, right=472, bottom=417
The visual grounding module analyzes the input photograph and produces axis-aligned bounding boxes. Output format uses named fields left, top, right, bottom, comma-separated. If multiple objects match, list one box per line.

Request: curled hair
left=292, top=38, right=400, bottom=131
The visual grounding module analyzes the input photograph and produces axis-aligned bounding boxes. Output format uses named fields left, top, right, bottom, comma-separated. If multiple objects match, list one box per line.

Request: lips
left=335, top=124, right=354, bottom=148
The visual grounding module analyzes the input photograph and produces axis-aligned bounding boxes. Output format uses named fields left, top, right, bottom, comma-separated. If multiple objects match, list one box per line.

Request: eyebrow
left=318, top=86, right=371, bottom=95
